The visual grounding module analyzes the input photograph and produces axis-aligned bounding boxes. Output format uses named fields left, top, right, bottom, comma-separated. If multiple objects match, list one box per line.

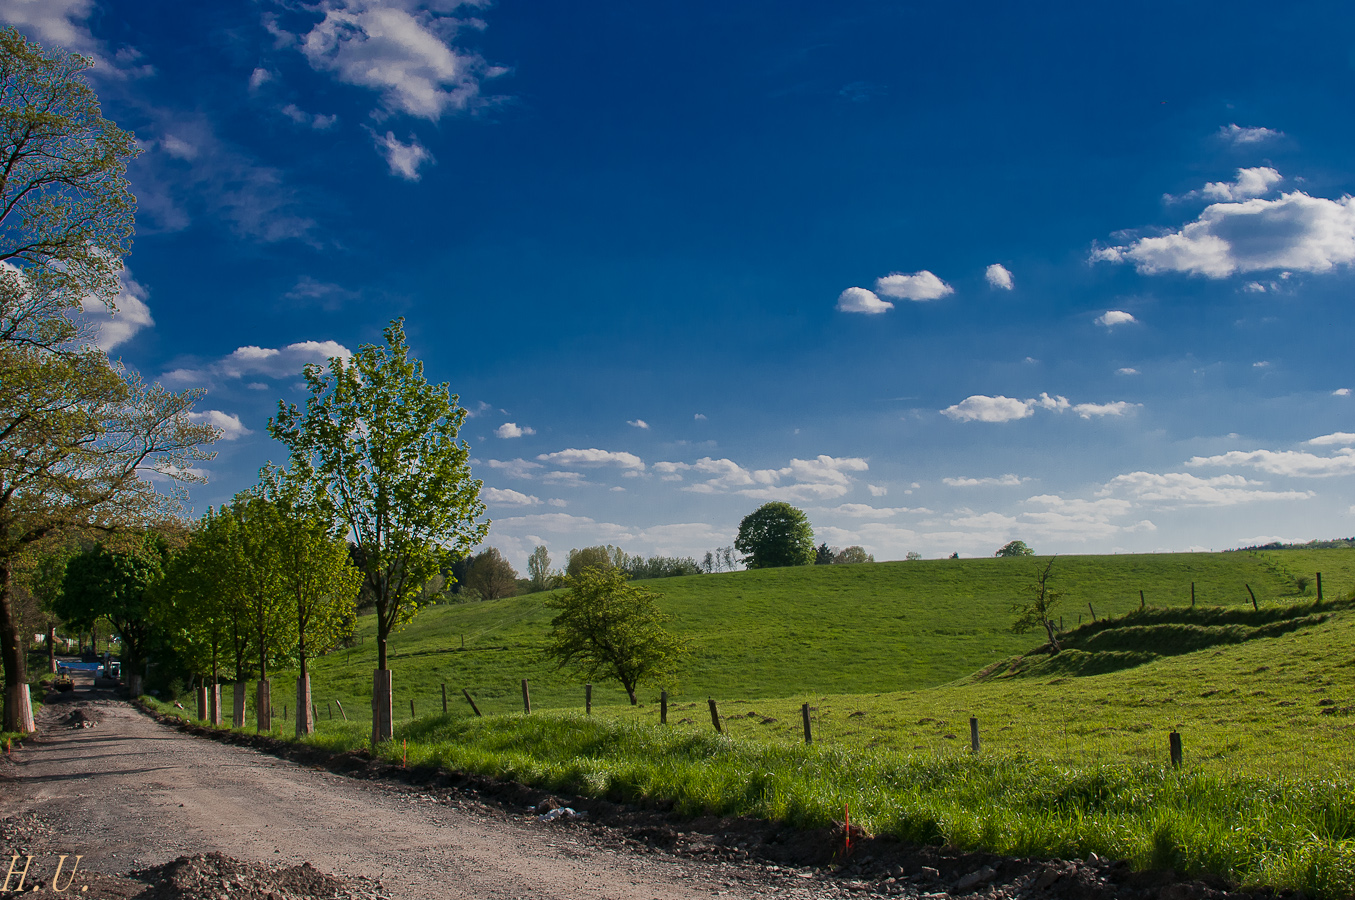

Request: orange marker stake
left=844, top=803, right=851, bottom=856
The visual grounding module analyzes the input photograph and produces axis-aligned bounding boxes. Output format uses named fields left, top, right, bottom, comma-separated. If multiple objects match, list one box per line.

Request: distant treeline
left=1233, top=538, right=1355, bottom=551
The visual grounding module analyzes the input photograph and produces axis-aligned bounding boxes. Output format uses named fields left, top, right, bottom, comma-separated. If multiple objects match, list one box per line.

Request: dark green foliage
left=996, top=540, right=1034, bottom=557
left=59, top=535, right=168, bottom=675
left=814, top=543, right=834, bottom=565
left=734, top=502, right=815, bottom=569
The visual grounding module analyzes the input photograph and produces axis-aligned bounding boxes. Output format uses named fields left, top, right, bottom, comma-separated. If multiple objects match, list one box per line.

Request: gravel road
left=0, top=686, right=861, bottom=900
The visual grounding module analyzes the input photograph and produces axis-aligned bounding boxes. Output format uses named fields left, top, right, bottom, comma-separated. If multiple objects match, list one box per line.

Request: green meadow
left=155, top=549, right=1355, bottom=897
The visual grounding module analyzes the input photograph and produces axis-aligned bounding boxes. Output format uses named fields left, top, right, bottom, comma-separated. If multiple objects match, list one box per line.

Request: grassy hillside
left=267, top=549, right=1343, bottom=726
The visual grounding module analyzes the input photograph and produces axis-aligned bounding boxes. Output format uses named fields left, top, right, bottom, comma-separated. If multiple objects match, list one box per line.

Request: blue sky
left=10, top=0, right=1355, bottom=569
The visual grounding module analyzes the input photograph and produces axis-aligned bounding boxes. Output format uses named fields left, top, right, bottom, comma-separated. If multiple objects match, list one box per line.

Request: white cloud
left=1117, top=367, right=1139, bottom=375
left=836, top=286, right=893, bottom=314
left=295, top=0, right=491, bottom=120
left=1219, top=124, right=1283, bottom=145
left=537, top=448, right=645, bottom=470
left=1253, top=360, right=1270, bottom=368
left=1072, top=401, right=1138, bottom=418
left=1187, top=447, right=1355, bottom=477
left=495, top=422, right=535, bottom=439
left=1036, top=392, right=1070, bottom=411
left=0, top=0, right=99, bottom=58
left=694, top=413, right=707, bottom=420
left=159, top=135, right=198, bottom=161
left=1201, top=167, right=1282, bottom=202
left=943, top=474, right=1026, bottom=487
left=483, top=487, right=540, bottom=506
left=1095, top=310, right=1137, bottom=327
left=249, top=67, right=273, bottom=90
left=867, top=484, right=887, bottom=497
left=942, top=395, right=1033, bottom=423
left=627, top=419, right=649, bottom=429
left=372, top=130, right=433, bottom=181
left=1095, top=192, right=1355, bottom=278
left=665, top=454, right=868, bottom=501
left=1333, top=388, right=1351, bottom=397
left=874, top=270, right=953, bottom=301
left=1309, top=432, right=1355, bottom=445
left=541, top=471, right=589, bottom=487
left=80, top=269, right=153, bottom=350
left=1102, top=471, right=1314, bottom=505
left=1243, top=282, right=1267, bottom=292
left=485, top=458, right=542, bottom=479
left=161, top=339, right=351, bottom=386
left=282, top=104, right=338, bottom=130
left=820, top=503, right=917, bottom=518
left=985, top=264, right=1013, bottom=290
left=187, top=410, right=251, bottom=441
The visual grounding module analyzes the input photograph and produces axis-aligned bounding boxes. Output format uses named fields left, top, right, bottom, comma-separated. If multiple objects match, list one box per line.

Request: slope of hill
left=293, top=550, right=1338, bottom=721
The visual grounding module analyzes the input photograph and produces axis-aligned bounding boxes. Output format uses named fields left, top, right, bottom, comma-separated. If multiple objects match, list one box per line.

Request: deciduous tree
left=734, top=502, right=815, bottom=569
left=465, top=546, right=518, bottom=600
left=526, top=545, right=552, bottom=593
left=268, top=319, right=488, bottom=743
left=1010, top=557, right=1062, bottom=652
left=544, top=566, right=684, bottom=705
left=996, top=540, right=1034, bottom=557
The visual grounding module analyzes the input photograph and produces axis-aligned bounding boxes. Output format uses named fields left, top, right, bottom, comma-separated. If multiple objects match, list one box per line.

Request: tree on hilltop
left=735, top=502, right=815, bottom=569
left=996, top=540, right=1034, bottom=557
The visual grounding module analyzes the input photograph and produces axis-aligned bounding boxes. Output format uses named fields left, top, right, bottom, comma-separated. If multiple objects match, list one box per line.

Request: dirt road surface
left=0, top=687, right=853, bottom=900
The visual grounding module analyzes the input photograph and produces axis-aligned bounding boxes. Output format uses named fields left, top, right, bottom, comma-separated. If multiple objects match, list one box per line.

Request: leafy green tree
left=1011, top=557, right=1062, bottom=652
left=544, top=566, right=685, bottom=705
left=996, top=540, right=1034, bottom=557
left=566, top=545, right=616, bottom=577
left=526, top=545, right=552, bottom=593
left=906, top=551, right=923, bottom=561
left=59, top=535, right=170, bottom=686
left=22, top=540, right=75, bottom=673
left=464, top=546, right=518, bottom=600
left=734, top=502, right=815, bottom=569
left=0, top=29, right=215, bottom=732
left=268, top=319, right=488, bottom=743
left=833, top=546, right=874, bottom=564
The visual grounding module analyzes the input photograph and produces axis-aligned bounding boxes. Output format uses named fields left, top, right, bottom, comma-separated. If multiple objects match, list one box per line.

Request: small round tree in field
left=734, top=502, right=815, bottom=569
left=544, top=566, right=684, bottom=705
left=996, top=540, right=1034, bottom=557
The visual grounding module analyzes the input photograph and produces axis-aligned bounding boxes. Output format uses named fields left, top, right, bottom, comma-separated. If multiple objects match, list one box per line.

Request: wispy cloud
left=79, top=269, right=153, bottom=350
left=537, top=448, right=645, bottom=470
left=371, top=130, right=433, bottom=181
left=943, top=474, right=1027, bottom=487
left=495, top=423, right=535, bottom=439
left=1219, top=124, right=1283, bottom=145
left=1187, top=447, right=1355, bottom=477
left=187, top=410, right=252, bottom=440
left=161, top=340, right=351, bottom=386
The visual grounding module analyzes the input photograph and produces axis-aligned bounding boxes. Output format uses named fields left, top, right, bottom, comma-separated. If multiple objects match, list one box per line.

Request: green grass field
left=150, top=549, right=1355, bottom=897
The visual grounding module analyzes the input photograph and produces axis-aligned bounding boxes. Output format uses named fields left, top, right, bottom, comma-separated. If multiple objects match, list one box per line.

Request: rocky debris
left=64, top=709, right=100, bottom=729
left=129, top=852, right=385, bottom=900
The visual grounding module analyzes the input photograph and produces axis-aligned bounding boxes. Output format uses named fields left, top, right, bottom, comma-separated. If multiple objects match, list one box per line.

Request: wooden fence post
left=441, top=683, right=448, bottom=714
left=1088, top=603, right=1096, bottom=622
left=1191, top=582, right=1195, bottom=607
left=335, top=699, right=347, bottom=721
left=1317, top=572, right=1323, bottom=602
left=1246, top=584, right=1258, bottom=610
left=521, top=679, right=531, bottom=714
left=660, top=690, right=668, bottom=725
left=314, top=703, right=320, bottom=724
left=1139, top=590, right=1145, bottom=610
left=283, top=705, right=287, bottom=721
left=708, top=698, right=722, bottom=734
left=462, top=688, right=482, bottom=717
left=1169, top=731, right=1183, bottom=768
left=410, top=699, right=416, bottom=719
left=802, top=703, right=812, bottom=744
left=970, top=717, right=980, bottom=754
left=585, top=684, right=592, bottom=715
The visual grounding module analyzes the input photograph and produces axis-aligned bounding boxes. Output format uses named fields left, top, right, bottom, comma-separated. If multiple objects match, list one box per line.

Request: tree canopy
left=268, top=318, right=487, bottom=744
left=734, top=502, right=815, bottom=569
left=544, top=566, right=684, bottom=705
left=996, top=540, right=1034, bottom=557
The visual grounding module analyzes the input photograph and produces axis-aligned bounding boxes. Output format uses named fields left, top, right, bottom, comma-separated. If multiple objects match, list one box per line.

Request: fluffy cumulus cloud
left=985, top=263, right=1014, bottom=290
left=627, top=419, right=649, bottom=429
left=80, top=269, right=154, bottom=350
left=943, top=474, right=1026, bottom=487
left=943, top=393, right=1136, bottom=423
left=1219, top=124, right=1283, bottom=145
left=294, top=0, right=494, bottom=120
left=836, top=286, right=892, bottom=314
left=161, top=340, right=351, bottom=385
left=536, top=448, right=645, bottom=470
left=1100, top=471, right=1313, bottom=505
left=495, top=422, right=534, bottom=438
left=1187, top=447, right=1355, bottom=477
left=186, top=410, right=252, bottom=440
left=941, top=395, right=1033, bottom=423
left=371, top=130, right=433, bottom=180
left=482, top=487, right=540, bottom=506
left=874, top=270, right=953, bottom=301
left=656, top=454, right=868, bottom=502
left=1202, top=167, right=1282, bottom=202
left=1095, top=310, right=1137, bottom=327
left=1094, top=191, right=1355, bottom=278
left=1310, top=432, right=1355, bottom=446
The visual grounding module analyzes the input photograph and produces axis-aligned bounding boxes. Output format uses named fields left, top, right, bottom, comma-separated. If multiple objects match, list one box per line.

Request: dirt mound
left=63, top=709, right=100, bottom=728
left=129, top=852, right=385, bottom=900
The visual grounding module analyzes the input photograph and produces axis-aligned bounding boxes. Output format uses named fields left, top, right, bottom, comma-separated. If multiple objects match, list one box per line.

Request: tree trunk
left=627, top=687, right=637, bottom=706
left=371, top=668, right=393, bottom=747
left=0, top=563, right=34, bottom=733
left=46, top=622, right=56, bottom=674
left=1043, top=618, right=1061, bottom=653
left=296, top=654, right=313, bottom=737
